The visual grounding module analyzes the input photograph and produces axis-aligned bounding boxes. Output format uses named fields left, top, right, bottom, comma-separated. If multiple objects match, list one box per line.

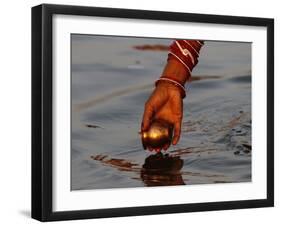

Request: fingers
left=172, top=94, right=183, bottom=145
left=141, top=86, right=183, bottom=151
left=172, top=121, right=182, bottom=145
left=146, top=145, right=169, bottom=152
left=163, top=143, right=170, bottom=151
left=155, top=148, right=161, bottom=153
left=141, top=103, right=154, bottom=132
left=141, top=92, right=164, bottom=131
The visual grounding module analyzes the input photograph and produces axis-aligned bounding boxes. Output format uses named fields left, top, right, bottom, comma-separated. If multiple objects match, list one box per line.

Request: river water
left=71, top=35, right=251, bottom=190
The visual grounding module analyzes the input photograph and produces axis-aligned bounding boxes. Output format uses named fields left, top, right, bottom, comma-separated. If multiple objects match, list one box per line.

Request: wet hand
left=141, top=81, right=183, bottom=152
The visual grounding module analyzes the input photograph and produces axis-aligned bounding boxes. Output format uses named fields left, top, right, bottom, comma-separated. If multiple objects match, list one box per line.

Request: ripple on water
left=71, top=41, right=252, bottom=190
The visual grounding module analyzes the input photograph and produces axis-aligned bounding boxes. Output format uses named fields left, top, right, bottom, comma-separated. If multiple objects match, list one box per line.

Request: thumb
left=141, top=103, right=154, bottom=131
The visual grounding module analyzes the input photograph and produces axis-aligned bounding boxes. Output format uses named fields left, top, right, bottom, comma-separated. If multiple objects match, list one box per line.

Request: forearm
left=161, top=58, right=190, bottom=85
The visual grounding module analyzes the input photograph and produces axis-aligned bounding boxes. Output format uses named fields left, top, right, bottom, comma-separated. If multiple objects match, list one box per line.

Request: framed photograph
left=32, top=4, right=274, bottom=221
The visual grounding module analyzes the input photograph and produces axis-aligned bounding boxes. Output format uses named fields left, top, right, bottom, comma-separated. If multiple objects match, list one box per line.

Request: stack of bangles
left=155, top=78, right=186, bottom=98
left=154, top=39, right=204, bottom=99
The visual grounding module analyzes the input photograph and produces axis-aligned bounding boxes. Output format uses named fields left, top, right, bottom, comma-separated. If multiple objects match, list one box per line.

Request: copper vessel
left=141, top=119, right=173, bottom=150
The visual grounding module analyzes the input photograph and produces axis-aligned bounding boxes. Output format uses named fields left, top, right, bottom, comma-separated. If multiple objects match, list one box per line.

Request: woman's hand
left=140, top=40, right=203, bottom=152
left=141, top=81, right=183, bottom=152
left=141, top=58, right=189, bottom=152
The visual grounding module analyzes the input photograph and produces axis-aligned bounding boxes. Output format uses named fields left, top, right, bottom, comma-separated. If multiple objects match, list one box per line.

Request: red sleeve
left=168, top=40, right=204, bottom=74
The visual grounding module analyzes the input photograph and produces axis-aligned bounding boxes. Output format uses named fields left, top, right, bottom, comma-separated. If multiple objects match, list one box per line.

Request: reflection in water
left=90, top=153, right=185, bottom=187
left=72, top=37, right=252, bottom=190
left=141, top=153, right=185, bottom=186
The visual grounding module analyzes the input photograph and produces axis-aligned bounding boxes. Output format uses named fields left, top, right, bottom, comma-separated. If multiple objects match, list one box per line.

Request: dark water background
left=71, top=35, right=251, bottom=190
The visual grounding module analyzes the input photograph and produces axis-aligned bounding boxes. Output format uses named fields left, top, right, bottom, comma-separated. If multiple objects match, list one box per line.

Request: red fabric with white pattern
left=168, top=40, right=204, bottom=74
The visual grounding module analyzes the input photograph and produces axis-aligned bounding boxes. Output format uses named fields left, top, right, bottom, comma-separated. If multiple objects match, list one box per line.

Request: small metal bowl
left=141, top=119, right=173, bottom=150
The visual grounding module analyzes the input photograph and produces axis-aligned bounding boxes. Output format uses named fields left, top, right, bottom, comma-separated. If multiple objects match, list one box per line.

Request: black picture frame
left=32, top=3, right=274, bottom=222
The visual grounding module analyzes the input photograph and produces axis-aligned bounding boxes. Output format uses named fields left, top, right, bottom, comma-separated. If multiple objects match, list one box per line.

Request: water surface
left=71, top=35, right=251, bottom=190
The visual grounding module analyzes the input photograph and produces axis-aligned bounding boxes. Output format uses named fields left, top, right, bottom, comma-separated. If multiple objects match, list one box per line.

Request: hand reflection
left=141, top=153, right=185, bottom=186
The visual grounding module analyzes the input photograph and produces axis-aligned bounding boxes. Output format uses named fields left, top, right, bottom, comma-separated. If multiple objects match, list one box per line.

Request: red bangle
left=155, top=78, right=186, bottom=98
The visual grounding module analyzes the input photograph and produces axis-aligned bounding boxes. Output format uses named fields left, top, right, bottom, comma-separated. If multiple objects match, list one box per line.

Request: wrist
left=155, top=79, right=186, bottom=99
left=161, top=58, right=190, bottom=85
